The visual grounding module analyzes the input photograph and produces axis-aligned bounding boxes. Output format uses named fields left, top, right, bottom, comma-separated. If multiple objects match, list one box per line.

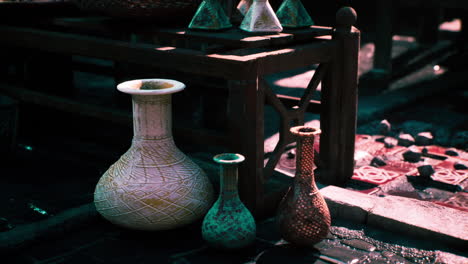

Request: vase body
left=237, top=0, right=252, bottom=16
left=276, top=0, right=314, bottom=28
left=277, top=126, right=331, bottom=246
left=202, top=153, right=256, bottom=249
left=189, top=0, right=232, bottom=30
left=94, top=79, right=214, bottom=231
left=240, top=0, right=283, bottom=33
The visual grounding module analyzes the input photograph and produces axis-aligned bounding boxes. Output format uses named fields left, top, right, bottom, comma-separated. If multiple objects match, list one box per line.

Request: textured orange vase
left=276, top=126, right=331, bottom=246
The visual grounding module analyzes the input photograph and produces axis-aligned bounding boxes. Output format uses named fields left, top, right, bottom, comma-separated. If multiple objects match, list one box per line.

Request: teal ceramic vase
left=202, top=153, right=256, bottom=249
left=189, top=0, right=232, bottom=30
left=276, top=0, right=314, bottom=28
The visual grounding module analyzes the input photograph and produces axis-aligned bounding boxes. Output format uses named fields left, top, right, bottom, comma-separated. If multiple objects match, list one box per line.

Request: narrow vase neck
left=295, top=135, right=316, bottom=185
left=220, top=164, right=240, bottom=198
left=132, top=94, right=172, bottom=140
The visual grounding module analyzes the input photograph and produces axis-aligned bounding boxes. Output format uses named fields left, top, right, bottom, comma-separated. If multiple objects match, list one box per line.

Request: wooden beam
left=275, top=94, right=321, bottom=113
left=0, top=26, right=255, bottom=79
left=0, top=203, right=98, bottom=250
left=0, top=82, right=229, bottom=147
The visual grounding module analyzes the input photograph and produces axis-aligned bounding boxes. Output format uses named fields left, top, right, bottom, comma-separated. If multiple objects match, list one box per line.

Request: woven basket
left=73, top=0, right=202, bottom=20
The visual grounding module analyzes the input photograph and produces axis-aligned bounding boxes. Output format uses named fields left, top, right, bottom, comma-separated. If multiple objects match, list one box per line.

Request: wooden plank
left=0, top=25, right=255, bottom=79
left=227, top=77, right=265, bottom=216
left=0, top=203, right=98, bottom=250
left=0, top=1, right=78, bottom=19
left=158, top=28, right=294, bottom=49
left=51, top=17, right=333, bottom=49
left=157, top=26, right=333, bottom=46
left=399, top=0, right=468, bottom=9
left=255, top=41, right=335, bottom=74
left=205, top=41, right=334, bottom=76
left=0, top=82, right=132, bottom=125
left=284, top=25, right=333, bottom=41
left=374, top=0, right=394, bottom=76
left=0, top=82, right=229, bottom=146
left=275, top=94, right=321, bottom=113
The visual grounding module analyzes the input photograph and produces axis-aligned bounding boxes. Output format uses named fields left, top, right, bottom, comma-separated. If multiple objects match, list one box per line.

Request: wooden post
left=320, top=7, right=359, bottom=186
left=458, top=13, right=468, bottom=51
left=372, top=0, right=393, bottom=88
left=227, top=72, right=265, bottom=216
left=417, top=6, right=442, bottom=45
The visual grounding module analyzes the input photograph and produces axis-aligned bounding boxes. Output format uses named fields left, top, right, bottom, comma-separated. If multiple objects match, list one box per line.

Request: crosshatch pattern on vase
left=94, top=140, right=214, bottom=230
left=94, top=79, right=214, bottom=231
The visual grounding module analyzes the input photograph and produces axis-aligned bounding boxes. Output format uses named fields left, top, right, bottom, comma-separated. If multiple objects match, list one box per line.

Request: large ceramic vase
left=240, top=0, right=283, bottom=33
left=276, top=126, right=331, bottom=246
left=202, top=153, right=256, bottom=249
left=94, top=79, right=214, bottom=231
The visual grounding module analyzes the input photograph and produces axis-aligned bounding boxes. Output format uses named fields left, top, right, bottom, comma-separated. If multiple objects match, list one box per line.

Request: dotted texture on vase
left=277, top=126, right=331, bottom=246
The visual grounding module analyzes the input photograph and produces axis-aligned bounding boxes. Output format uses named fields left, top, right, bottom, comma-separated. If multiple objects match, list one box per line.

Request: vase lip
left=213, top=153, right=245, bottom=164
left=290, top=126, right=321, bottom=137
left=117, top=78, right=185, bottom=95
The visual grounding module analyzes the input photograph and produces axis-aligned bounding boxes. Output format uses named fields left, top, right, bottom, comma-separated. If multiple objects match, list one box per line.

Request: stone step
left=321, top=186, right=468, bottom=250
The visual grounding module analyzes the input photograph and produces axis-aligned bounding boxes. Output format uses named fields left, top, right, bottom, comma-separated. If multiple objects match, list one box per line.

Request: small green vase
left=201, top=153, right=256, bottom=249
left=276, top=0, right=314, bottom=28
left=189, top=0, right=232, bottom=30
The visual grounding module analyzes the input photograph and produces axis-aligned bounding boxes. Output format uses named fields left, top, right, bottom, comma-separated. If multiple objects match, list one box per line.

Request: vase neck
left=219, top=164, right=240, bottom=198
left=295, top=135, right=316, bottom=186
left=132, top=94, right=172, bottom=140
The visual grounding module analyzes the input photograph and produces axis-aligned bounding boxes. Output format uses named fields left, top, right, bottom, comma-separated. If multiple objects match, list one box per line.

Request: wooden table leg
left=372, top=0, right=394, bottom=88
left=417, top=6, right=442, bottom=45
left=458, top=14, right=468, bottom=51
left=227, top=77, right=265, bottom=216
left=320, top=7, right=360, bottom=186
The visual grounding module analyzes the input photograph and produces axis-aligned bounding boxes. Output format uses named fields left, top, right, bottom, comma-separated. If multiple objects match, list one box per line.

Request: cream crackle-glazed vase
left=94, top=79, right=214, bottom=231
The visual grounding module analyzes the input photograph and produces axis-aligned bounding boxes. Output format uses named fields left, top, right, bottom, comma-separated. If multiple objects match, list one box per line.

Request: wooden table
left=0, top=7, right=360, bottom=216
left=372, top=0, right=468, bottom=88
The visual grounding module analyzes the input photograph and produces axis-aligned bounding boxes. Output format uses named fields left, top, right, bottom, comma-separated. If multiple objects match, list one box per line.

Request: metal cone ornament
left=237, top=0, right=253, bottom=16
left=189, top=0, right=232, bottom=30
left=240, top=0, right=283, bottom=33
left=276, top=0, right=314, bottom=28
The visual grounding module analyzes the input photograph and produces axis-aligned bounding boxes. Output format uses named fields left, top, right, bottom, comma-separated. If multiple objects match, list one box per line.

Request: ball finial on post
left=336, top=6, right=357, bottom=29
